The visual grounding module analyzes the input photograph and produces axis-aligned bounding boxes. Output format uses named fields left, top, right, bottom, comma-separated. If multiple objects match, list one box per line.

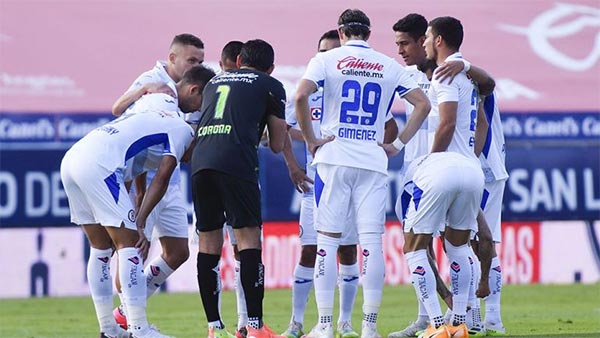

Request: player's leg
left=228, top=225, right=249, bottom=337
left=192, top=170, right=232, bottom=338
left=283, top=196, right=317, bottom=338
left=305, top=164, right=351, bottom=338
left=353, top=168, right=387, bottom=338
left=481, top=179, right=507, bottom=335
left=336, top=244, right=359, bottom=338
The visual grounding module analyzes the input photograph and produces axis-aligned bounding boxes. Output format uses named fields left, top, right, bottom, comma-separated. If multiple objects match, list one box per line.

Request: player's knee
left=337, top=245, right=357, bottom=265
left=164, top=245, right=189, bottom=268
left=299, top=245, right=317, bottom=266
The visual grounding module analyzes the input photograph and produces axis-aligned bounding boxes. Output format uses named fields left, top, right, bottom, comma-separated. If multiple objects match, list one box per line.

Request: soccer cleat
left=113, top=305, right=128, bottom=330
left=483, top=322, right=506, bottom=336
left=131, top=326, right=173, bottom=338
left=100, top=326, right=131, bottom=338
left=447, top=323, right=468, bottom=338
left=282, top=321, right=304, bottom=338
left=209, top=326, right=237, bottom=338
left=466, top=322, right=485, bottom=337
left=336, top=321, right=358, bottom=338
left=360, top=322, right=381, bottom=338
left=416, top=325, right=450, bottom=338
left=302, top=323, right=334, bottom=338
left=388, top=319, right=429, bottom=337
left=247, top=324, right=287, bottom=338
left=236, top=327, right=249, bottom=338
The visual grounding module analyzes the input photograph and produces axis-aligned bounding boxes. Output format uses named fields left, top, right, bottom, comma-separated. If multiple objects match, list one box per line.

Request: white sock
left=118, top=247, right=148, bottom=333
left=405, top=250, right=443, bottom=326
left=444, top=240, right=472, bottom=324
left=314, top=233, right=340, bottom=324
left=291, top=264, right=314, bottom=325
left=467, top=251, right=482, bottom=327
left=234, top=259, right=248, bottom=329
left=485, top=256, right=503, bottom=323
left=117, top=291, right=128, bottom=317
left=88, top=248, right=116, bottom=334
left=338, top=263, right=359, bottom=324
left=417, top=298, right=428, bottom=323
left=359, top=233, right=384, bottom=326
left=144, top=256, right=174, bottom=298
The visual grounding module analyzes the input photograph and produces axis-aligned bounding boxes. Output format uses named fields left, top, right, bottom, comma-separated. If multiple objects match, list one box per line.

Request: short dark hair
left=393, top=13, right=428, bottom=42
left=337, top=9, right=370, bottom=39
left=171, top=33, right=205, bottom=49
left=180, top=65, right=215, bottom=90
left=239, top=39, right=275, bottom=73
left=318, top=29, right=339, bottom=50
left=428, top=16, right=464, bottom=50
left=221, top=40, right=244, bottom=63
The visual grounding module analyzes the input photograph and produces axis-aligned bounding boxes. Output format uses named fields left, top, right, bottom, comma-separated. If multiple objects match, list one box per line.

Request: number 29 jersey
left=301, top=40, right=418, bottom=175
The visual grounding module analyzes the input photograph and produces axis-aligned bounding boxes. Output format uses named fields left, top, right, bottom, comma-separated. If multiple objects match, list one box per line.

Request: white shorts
left=60, top=150, right=136, bottom=230
left=314, top=164, right=386, bottom=235
left=404, top=160, right=483, bottom=234
left=299, top=194, right=358, bottom=246
left=481, top=178, right=506, bottom=242
left=144, top=184, right=189, bottom=239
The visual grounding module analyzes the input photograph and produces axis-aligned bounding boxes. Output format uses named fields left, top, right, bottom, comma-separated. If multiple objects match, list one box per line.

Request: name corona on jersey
left=338, top=127, right=376, bottom=141
left=337, top=56, right=384, bottom=78
left=197, top=124, right=232, bottom=137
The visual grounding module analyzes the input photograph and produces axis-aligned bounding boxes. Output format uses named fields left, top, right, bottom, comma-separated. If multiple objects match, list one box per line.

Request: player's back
left=70, top=111, right=193, bottom=177
left=192, top=68, right=286, bottom=182
left=429, top=53, right=477, bottom=160
left=307, top=40, right=416, bottom=175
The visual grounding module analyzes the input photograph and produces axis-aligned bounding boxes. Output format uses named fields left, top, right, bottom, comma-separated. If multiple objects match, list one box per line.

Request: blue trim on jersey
left=124, top=133, right=170, bottom=163
left=314, top=169, right=324, bottom=207
left=346, top=43, right=371, bottom=49
left=481, top=188, right=490, bottom=210
left=317, top=79, right=324, bottom=87
left=396, top=85, right=410, bottom=97
left=104, top=173, right=120, bottom=203
left=413, top=184, right=423, bottom=211
left=400, top=189, right=412, bottom=220
left=482, top=94, right=495, bottom=158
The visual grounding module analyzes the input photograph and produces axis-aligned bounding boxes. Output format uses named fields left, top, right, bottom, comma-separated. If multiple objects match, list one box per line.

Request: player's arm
left=111, top=82, right=176, bottom=117
left=266, top=115, right=287, bottom=153
left=474, top=98, right=489, bottom=157
left=289, top=128, right=304, bottom=142
left=382, top=88, right=430, bottom=156
left=383, top=116, right=399, bottom=143
left=282, top=132, right=313, bottom=193
left=133, top=172, right=147, bottom=212
left=435, top=61, right=496, bottom=96
left=295, top=79, right=333, bottom=155
left=427, top=243, right=453, bottom=308
left=431, top=101, right=457, bottom=153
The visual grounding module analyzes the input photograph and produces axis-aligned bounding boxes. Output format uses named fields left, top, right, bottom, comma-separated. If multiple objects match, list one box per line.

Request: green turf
left=1, top=284, right=598, bottom=338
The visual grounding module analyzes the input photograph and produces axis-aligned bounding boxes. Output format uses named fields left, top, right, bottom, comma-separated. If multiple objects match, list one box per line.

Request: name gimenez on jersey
left=337, top=56, right=384, bottom=78
left=338, top=127, right=376, bottom=141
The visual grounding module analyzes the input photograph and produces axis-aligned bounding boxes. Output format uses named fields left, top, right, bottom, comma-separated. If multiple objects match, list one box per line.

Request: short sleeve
left=301, top=54, right=326, bottom=87
left=165, top=122, right=194, bottom=160
left=284, top=98, right=298, bottom=127
left=394, top=64, right=419, bottom=98
left=267, top=77, right=286, bottom=120
left=432, top=71, right=459, bottom=103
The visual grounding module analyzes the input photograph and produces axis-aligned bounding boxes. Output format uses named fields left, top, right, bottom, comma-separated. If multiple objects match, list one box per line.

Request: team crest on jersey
left=310, top=107, right=322, bottom=120
left=127, top=209, right=136, bottom=222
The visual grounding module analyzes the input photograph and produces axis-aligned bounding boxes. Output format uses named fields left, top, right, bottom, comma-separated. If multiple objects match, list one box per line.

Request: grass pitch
left=1, top=284, right=598, bottom=338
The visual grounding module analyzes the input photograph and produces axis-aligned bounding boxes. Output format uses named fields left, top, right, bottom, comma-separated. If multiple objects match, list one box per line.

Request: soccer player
left=397, top=151, right=484, bottom=338
left=386, top=13, right=497, bottom=337
left=110, top=33, right=206, bottom=329
left=281, top=29, right=360, bottom=338
left=60, top=65, right=214, bottom=338
left=295, top=9, right=430, bottom=338
left=191, top=39, right=287, bottom=338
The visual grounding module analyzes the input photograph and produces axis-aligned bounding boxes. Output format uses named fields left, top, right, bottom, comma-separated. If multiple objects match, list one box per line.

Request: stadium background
left=0, top=0, right=599, bottom=298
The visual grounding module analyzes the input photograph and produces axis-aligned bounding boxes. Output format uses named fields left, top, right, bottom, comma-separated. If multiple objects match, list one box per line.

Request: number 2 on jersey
left=215, top=85, right=230, bottom=119
left=340, top=80, right=382, bottom=126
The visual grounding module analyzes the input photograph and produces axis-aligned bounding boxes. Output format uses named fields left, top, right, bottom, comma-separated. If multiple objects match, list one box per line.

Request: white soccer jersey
left=124, top=61, right=178, bottom=115
left=429, top=52, right=478, bottom=160
left=479, top=92, right=508, bottom=182
left=301, top=40, right=418, bottom=175
left=403, top=65, right=434, bottom=166
left=69, top=111, right=193, bottom=181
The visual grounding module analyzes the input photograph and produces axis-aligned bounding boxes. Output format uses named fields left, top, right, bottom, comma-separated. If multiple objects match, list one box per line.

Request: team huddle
left=60, top=8, right=507, bottom=338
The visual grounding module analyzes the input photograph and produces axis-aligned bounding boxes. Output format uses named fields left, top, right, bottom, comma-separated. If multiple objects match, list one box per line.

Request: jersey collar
left=344, top=40, right=371, bottom=49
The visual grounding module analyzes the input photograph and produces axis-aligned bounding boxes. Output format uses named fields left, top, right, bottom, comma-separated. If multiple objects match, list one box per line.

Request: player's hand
left=476, top=278, right=491, bottom=298
left=307, top=135, right=334, bottom=155
left=379, top=142, right=401, bottom=157
left=434, top=60, right=465, bottom=84
left=288, top=166, right=314, bottom=193
left=135, top=224, right=150, bottom=261
left=145, top=82, right=176, bottom=98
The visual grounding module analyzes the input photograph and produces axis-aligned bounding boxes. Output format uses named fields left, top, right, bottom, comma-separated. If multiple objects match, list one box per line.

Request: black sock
left=239, top=249, right=264, bottom=326
left=197, top=252, right=222, bottom=324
